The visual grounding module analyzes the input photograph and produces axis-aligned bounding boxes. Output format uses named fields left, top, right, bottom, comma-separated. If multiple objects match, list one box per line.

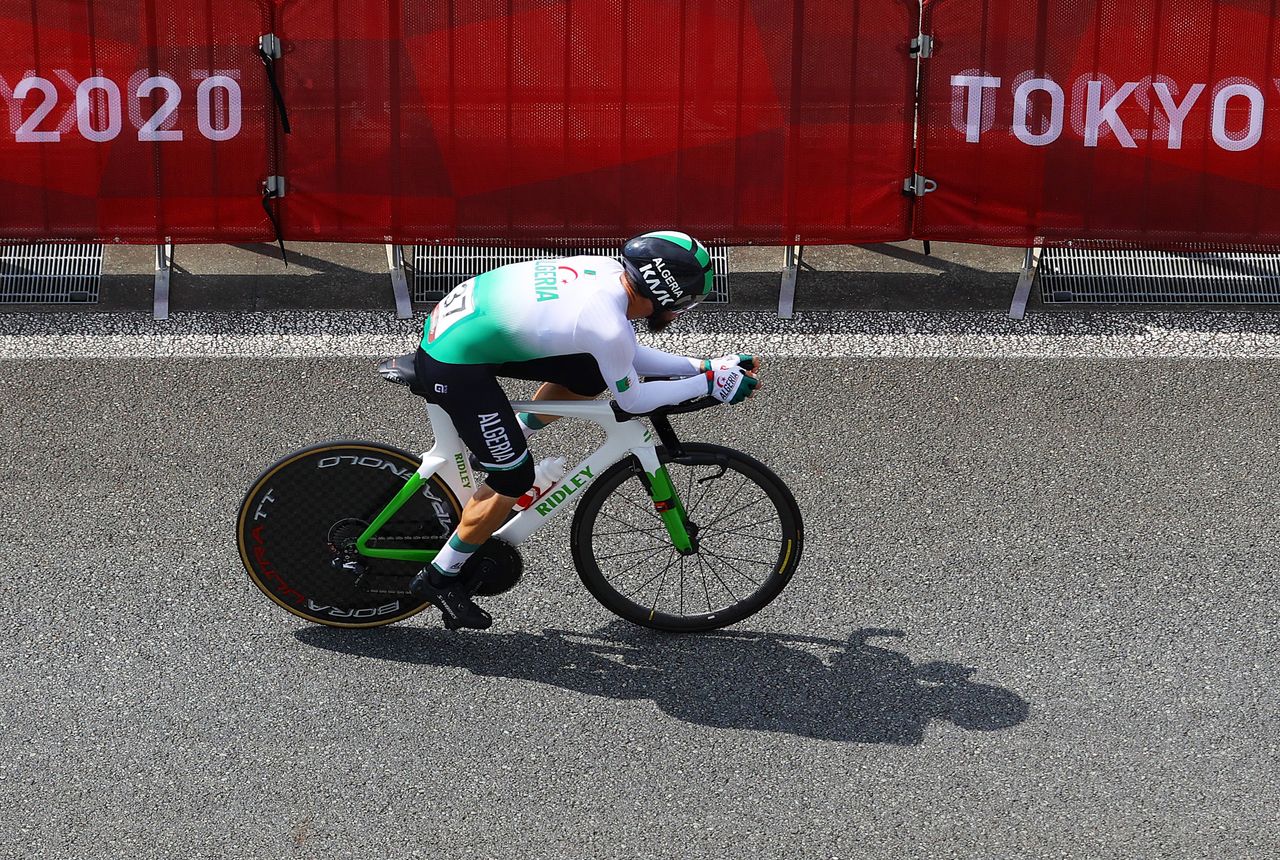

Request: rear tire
left=238, top=441, right=463, bottom=628
left=570, top=443, right=803, bottom=632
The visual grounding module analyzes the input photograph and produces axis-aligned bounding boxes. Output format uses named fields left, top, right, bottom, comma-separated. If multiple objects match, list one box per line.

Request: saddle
left=376, top=353, right=418, bottom=388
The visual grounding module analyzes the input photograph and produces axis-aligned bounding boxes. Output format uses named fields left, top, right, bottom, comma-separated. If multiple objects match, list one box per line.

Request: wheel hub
left=326, top=518, right=370, bottom=575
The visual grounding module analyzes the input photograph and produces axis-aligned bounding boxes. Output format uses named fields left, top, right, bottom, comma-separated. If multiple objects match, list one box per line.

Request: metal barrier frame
left=0, top=242, right=104, bottom=305
left=396, top=242, right=733, bottom=308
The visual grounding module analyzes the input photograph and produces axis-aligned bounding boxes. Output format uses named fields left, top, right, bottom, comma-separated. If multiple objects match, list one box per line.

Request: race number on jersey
left=426, top=280, right=478, bottom=343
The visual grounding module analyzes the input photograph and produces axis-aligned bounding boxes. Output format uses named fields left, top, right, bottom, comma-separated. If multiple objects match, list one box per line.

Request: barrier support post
left=1010, top=246, right=1041, bottom=320
left=779, top=244, right=803, bottom=318
left=386, top=244, right=412, bottom=320
left=154, top=239, right=174, bottom=321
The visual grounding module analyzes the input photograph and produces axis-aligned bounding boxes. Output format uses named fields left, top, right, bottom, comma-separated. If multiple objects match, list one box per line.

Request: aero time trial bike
left=237, top=353, right=803, bottom=632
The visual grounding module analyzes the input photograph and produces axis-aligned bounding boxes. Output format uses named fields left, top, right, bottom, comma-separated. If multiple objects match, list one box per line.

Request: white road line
left=6, top=310, right=1280, bottom=358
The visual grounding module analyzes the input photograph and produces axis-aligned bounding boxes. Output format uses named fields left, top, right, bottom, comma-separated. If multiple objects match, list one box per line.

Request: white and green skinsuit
left=420, top=255, right=711, bottom=413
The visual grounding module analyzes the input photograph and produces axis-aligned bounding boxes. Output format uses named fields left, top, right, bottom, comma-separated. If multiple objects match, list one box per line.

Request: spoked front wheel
left=570, top=443, right=803, bottom=632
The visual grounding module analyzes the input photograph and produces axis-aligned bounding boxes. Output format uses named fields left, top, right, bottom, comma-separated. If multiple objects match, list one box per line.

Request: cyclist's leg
left=409, top=352, right=539, bottom=627
left=413, top=350, right=535, bottom=547
left=496, top=353, right=606, bottom=429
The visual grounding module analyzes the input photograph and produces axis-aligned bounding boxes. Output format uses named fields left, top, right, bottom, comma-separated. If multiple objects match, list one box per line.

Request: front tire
left=238, top=441, right=463, bottom=628
left=570, top=443, right=803, bottom=632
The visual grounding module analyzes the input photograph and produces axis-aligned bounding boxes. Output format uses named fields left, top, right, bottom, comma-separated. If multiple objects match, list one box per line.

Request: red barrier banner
left=11, top=1, right=1280, bottom=250
left=269, top=0, right=917, bottom=245
left=914, top=0, right=1280, bottom=247
left=0, top=0, right=915, bottom=246
left=0, top=0, right=274, bottom=242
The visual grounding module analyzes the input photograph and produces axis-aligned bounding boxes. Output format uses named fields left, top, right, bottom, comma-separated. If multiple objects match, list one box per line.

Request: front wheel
left=570, top=443, right=803, bottom=632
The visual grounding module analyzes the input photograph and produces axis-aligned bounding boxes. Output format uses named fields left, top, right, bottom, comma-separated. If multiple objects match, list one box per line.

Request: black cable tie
left=258, top=47, right=292, bottom=135
left=261, top=185, right=289, bottom=266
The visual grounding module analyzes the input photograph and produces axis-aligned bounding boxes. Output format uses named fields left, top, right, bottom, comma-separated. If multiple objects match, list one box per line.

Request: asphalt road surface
left=1, top=319, right=1277, bottom=859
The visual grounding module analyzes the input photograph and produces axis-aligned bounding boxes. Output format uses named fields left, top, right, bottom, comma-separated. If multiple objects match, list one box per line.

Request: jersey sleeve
left=632, top=345, right=703, bottom=377
left=574, top=299, right=708, bottom=414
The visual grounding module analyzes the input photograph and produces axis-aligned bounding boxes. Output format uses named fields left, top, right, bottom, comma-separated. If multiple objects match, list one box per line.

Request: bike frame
left=354, top=400, right=691, bottom=564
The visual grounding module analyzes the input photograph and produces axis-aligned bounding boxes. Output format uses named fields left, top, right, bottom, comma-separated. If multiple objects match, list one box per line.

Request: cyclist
left=409, top=230, right=761, bottom=629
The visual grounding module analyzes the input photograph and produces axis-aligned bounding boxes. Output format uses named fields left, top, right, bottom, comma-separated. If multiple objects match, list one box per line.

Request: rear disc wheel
left=238, top=441, right=463, bottom=628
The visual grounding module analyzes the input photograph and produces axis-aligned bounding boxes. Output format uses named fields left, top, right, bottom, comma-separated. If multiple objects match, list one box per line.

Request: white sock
left=517, top=412, right=547, bottom=440
left=432, top=534, right=481, bottom=576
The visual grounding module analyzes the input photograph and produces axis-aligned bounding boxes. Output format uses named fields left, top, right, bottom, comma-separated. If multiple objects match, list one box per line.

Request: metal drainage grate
left=408, top=243, right=731, bottom=305
left=0, top=243, right=103, bottom=304
left=1039, top=244, right=1280, bottom=305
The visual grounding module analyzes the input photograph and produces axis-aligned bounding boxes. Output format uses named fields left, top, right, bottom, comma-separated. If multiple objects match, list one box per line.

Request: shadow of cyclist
left=296, top=624, right=1028, bottom=745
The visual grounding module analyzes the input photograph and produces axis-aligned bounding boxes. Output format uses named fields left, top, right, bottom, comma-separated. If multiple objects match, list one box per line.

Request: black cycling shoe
left=410, top=567, right=493, bottom=630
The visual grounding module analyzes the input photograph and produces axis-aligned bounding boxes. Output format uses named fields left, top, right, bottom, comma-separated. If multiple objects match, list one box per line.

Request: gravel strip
left=6, top=310, right=1280, bottom=358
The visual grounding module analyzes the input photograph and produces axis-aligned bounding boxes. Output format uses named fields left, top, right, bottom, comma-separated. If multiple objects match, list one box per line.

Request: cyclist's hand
left=707, top=367, right=761, bottom=404
left=702, top=353, right=760, bottom=373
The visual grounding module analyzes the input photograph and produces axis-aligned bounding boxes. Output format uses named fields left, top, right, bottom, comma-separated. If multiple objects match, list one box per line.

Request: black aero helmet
left=621, top=231, right=713, bottom=313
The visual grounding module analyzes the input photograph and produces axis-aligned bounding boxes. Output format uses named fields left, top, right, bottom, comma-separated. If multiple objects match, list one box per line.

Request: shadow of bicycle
left=296, top=624, right=1029, bottom=746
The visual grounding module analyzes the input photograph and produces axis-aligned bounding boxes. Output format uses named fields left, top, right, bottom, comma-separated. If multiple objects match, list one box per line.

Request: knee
left=484, top=456, right=535, bottom=498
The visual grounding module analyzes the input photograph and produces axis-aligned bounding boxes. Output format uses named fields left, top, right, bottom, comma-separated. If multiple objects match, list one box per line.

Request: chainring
left=461, top=538, right=524, bottom=596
